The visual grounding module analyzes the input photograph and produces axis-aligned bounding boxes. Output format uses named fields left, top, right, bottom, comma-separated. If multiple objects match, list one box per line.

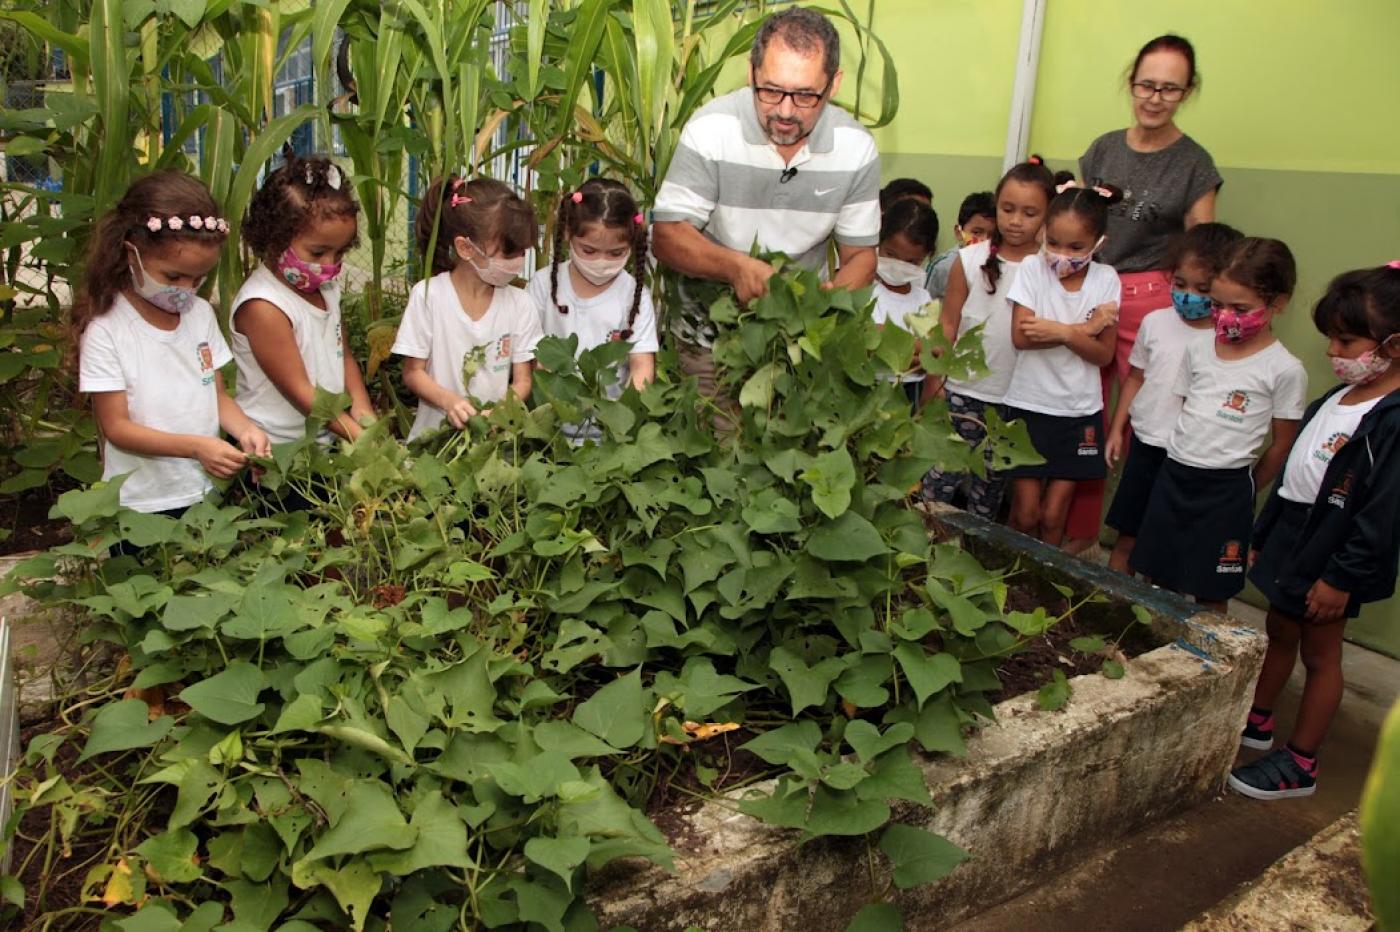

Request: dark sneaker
left=1240, top=712, right=1274, bottom=751
left=1227, top=748, right=1317, bottom=800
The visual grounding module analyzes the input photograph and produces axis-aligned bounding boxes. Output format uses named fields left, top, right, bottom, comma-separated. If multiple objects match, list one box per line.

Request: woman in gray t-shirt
left=1066, top=33, right=1224, bottom=551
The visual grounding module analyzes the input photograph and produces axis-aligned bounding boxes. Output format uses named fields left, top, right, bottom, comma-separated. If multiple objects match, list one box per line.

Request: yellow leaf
left=102, top=859, right=136, bottom=907
left=682, top=721, right=739, bottom=742
left=365, top=323, right=400, bottom=378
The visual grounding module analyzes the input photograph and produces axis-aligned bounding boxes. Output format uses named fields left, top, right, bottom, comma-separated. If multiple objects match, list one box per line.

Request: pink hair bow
left=571, top=192, right=584, bottom=204
left=1056, top=180, right=1113, bottom=199
left=1388, top=259, right=1400, bottom=270
left=449, top=179, right=471, bottom=208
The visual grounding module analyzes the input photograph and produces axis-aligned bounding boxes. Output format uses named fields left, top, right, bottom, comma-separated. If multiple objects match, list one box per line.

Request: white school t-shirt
left=79, top=295, right=233, bottom=512
left=1279, top=390, right=1381, bottom=505
left=1126, top=308, right=1214, bottom=448
left=392, top=272, right=543, bottom=439
left=945, top=241, right=1020, bottom=404
left=1002, top=256, right=1121, bottom=416
left=871, top=280, right=932, bottom=383
left=1166, top=339, right=1309, bottom=470
left=526, top=262, right=660, bottom=393
left=230, top=265, right=346, bottom=444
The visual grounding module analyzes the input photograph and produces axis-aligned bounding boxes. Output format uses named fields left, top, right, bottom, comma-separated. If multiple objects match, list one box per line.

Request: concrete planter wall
left=590, top=509, right=1267, bottom=931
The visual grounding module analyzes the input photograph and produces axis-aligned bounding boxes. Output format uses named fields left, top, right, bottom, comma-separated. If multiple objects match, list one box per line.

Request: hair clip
left=326, top=165, right=342, bottom=190
left=305, top=165, right=316, bottom=186
left=190, top=216, right=205, bottom=230
left=215, top=218, right=229, bottom=233
left=1055, top=181, right=1078, bottom=194
left=146, top=217, right=163, bottom=232
left=167, top=216, right=184, bottom=230
left=1027, top=155, right=1043, bottom=165
left=633, top=213, right=644, bottom=225
left=1388, top=259, right=1400, bottom=270
left=450, top=193, right=472, bottom=207
left=1091, top=185, right=1113, bottom=199
left=571, top=192, right=584, bottom=204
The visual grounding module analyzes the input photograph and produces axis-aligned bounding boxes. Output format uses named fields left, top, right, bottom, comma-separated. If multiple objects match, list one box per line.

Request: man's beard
left=764, top=116, right=809, bottom=147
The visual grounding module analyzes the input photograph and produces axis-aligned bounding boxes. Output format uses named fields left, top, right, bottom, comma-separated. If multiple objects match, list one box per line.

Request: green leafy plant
left=1362, top=697, right=1400, bottom=929
left=0, top=267, right=1103, bottom=929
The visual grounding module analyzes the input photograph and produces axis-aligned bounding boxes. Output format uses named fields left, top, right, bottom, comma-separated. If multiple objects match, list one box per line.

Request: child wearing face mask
left=1001, top=177, right=1123, bottom=546
left=872, top=196, right=939, bottom=407
left=1103, top=222, right=1242, bottom=572
left=393, top=176, right=543, bottom=440
left=233, top=152, right=374, bottom=444
left=1130, top=237, right=1308, bottom=608
left=922, top=156, right=1056, bottom=518
left=74, top=172, right=269, bottom=515
left=526, top=178, right=658, bottom=432
left=1227, top=262, right=1400, bottom=801
left=924, top=190, right=996, bottom=301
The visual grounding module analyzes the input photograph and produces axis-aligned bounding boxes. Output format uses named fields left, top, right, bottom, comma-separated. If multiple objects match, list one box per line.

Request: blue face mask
left=1173, top=289, right=1212, bottom=321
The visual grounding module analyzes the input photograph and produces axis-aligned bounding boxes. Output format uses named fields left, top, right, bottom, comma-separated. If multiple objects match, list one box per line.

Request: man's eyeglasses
left=1131, top=80, right=1187, bottom=102
left=752, top=81, right=830, bottom=109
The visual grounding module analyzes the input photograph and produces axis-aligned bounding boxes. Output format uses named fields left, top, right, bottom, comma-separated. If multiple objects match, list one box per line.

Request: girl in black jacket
left=1229, top=262, right=1400, bottom=800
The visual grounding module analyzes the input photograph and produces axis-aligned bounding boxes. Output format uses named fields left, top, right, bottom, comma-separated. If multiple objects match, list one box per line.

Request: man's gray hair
left=749, top=7, right=840, bottom=81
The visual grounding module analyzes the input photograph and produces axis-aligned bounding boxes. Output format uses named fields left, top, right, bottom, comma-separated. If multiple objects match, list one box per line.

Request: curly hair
left=550, top=178, right=648, bottom=339
left=69, top=171, right=227, bottom=369
left=242, top=151, right=359, bottom=262
left=414, top=175, right=537, bottom=276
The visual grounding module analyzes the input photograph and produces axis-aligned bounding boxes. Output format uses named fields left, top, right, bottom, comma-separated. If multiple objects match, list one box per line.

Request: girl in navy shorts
left=1229, top=262, right=1400, bottom=800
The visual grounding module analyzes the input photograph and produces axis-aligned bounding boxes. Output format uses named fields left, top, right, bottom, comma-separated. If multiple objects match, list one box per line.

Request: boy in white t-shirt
left=1103, top=223, right=1242, bottom=572
left=1131, top=238, right=1308, bottom=608
left=394, top=176, right=543, bottom=440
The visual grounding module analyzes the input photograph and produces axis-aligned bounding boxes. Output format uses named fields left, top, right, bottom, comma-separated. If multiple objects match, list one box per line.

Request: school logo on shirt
left=1077, top=425, right=1100, bottom=456
left=493, top=335, right=512, bottom=372
left=1327, top=470, right=1354, bottom=509
left=1314, top=432, right=1350, bottom=463
left=1217, top=389, right=1250, bottom=424
left=1217, top=539, right=1246, bottom=574
left=196, top=342, right=215, bottom=386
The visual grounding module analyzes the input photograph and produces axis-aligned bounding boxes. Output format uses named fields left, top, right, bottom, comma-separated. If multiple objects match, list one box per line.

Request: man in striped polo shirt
left=653, top=7, right=881, bottom=390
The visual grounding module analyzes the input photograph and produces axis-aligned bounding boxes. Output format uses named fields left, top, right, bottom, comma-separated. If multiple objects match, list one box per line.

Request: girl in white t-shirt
left=1131, top=238, right=1308, bottom=608
left=233, top=152, right=375, bottom=444
left=869, top=195, right=937, bottom=408
left=1230, top=262, right=1400, bottom=801
left=1002, top=179, right=1123, bottom=546
left=1103, top=222, right=1242, bottom=573
left=393, top=176, right=543, bottom=440
left=922, top=156, right=1056, bottom=518
left=527, top=178, right=659, bottom=406
left=75, top=172, right=269, bottom=515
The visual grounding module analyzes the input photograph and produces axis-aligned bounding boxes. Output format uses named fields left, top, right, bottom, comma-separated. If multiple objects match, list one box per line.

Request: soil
left=0, top=485, right=73, bottom=557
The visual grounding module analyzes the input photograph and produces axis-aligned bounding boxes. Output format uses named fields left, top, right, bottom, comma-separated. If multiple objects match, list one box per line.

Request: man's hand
left=731, top=256, right=777, bottom=304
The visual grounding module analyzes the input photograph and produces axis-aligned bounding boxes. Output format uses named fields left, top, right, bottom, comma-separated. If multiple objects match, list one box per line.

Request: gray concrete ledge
left=591, top=509, right=1268, bottom=931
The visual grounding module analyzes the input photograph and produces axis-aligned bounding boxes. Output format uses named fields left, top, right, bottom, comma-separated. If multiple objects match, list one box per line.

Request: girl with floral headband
left=73, top=171, right=269, bottom=517
left=232, top=151, right=374, bottom=446
left=526, top=178, right=657, bottom=444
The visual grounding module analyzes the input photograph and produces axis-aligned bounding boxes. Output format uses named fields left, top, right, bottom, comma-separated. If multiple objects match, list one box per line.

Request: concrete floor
left=949, top=600, right=1397, bottom=932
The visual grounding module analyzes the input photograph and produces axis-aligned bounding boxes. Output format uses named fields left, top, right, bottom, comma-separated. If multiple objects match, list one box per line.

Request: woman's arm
left=92, top=391, right=247, bottom=478
left=1184, top=189, right=1217, bottom=229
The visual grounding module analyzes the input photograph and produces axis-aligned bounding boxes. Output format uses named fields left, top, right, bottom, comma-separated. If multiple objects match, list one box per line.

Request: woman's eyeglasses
left=1131, top=80, right=1187, bottom=102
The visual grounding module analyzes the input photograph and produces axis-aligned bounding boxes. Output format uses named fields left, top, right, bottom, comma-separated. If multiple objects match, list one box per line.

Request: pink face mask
left=1041, top=236, right=1103, bottom=279
left=1330, top=345, right=1393, bottom=385
left=276, top=248, right=342, bottom=293
left=1213, top=305, right=1270, bottom=344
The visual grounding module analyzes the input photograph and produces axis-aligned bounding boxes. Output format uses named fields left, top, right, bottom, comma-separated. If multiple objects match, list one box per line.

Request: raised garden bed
left=588, top=507, right=1267, bottom=930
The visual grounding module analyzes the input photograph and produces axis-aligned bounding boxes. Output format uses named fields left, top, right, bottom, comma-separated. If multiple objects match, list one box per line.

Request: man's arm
left=651, top=222, right=776, bottom=304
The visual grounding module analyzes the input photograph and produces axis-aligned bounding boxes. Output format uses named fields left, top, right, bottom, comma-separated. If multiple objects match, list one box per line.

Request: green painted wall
left=869, top=0, right=1400, bottom=654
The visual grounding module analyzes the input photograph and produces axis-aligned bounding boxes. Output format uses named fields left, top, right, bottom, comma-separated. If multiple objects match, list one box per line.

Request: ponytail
left=981, top=154, right=1056, bottom=294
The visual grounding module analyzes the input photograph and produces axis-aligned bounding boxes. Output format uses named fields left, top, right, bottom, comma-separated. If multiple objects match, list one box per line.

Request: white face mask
left=877, top=256, right=926, bottom=288
left=128, top=246, right=201, bottom=314
left=461, top=238, right=525, bottom=287
left=570, top=251, right=629, bottom=286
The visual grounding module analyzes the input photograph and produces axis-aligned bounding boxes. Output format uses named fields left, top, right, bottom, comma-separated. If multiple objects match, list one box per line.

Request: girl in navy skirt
left=1130, top=238, right=1308, bottom=608
left=1229, top=262, right=1400, bottom=800
left=1002, top=177, right=1122, bottom=546
left=1103, top=222, right=1242, bottom=573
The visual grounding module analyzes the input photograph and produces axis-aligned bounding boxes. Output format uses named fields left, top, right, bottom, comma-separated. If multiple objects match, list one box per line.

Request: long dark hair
left=551, top=178, right=648, bottom=339
left=415, top=175, right=537, bottom=276
left=981, top=155, right=1056, bottom=294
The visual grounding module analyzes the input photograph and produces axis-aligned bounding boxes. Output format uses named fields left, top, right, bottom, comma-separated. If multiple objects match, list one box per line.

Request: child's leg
left=1107, top=533, right=1135, bottom=573
left=1040, top=479, right=1078, bottom=546
left=1252, top=608, right=1303, bottom=712
left=1290, top=620, right=1349, bottom=754
left=1008, top=478, right=1042, bottom=535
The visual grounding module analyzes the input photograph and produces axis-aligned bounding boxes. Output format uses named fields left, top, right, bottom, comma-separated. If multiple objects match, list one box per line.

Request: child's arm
left=925, top=260, right=971, bottom=400
left=1252, top=417, right=1301, bottom=491
left=1105, top=366, right=1146, bottom=467
left=342, top=333, right=376, bottom=424
left=401, top=357, right=477, bottom=429
left=1012, top=304, right=1117, bottom=366
left=509, top=360, right=534, bottom=402
left=628, top=353, right=656, bottom=390
left=92, top=392, right=248, bottom=479
left=236, top=300, right=363, bottom=441
left=214, top=372, right=271, bottom=458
